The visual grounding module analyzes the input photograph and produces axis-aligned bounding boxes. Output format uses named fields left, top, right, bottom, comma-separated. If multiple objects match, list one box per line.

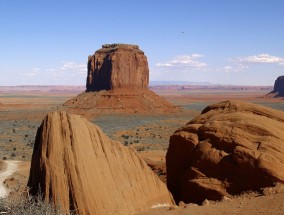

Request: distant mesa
left=266, top=76, right=284, bottom=97
left=167, top=100, right=284, bottom=204
left=273, top=76, right=284, bottom=97
left=63, top=43, right=180, bottom=115
left=28, top=111, right=174, bottom=215
left=87, top=44, right=149, bottom=91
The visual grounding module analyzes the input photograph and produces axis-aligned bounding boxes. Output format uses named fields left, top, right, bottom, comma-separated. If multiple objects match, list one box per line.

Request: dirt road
left=0, top=160, right=18, bottom=198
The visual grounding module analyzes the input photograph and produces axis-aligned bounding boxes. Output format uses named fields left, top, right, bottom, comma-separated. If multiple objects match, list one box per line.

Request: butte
left=63, top=44, right=180, bottom=115
left=266, top=75, right=284, bottom=97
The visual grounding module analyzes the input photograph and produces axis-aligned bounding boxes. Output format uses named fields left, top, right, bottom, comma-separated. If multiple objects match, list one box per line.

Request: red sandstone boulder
left=28, top=111, right=174, bottom=215
left=87, top=44, right=149, bottom=91
left=166, top=100, right=284, bottom=204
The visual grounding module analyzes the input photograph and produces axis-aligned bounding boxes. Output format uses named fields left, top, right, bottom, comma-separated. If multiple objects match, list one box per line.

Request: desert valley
left=0, top=44, right=284, bottom=214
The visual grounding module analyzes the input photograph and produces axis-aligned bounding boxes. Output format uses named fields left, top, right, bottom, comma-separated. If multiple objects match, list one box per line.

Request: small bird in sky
left=181, top=32, right=185, bottom=34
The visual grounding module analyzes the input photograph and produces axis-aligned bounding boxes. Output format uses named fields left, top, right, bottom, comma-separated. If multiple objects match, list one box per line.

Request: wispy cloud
left=156, top=54, right=207, bottom=68
left=19, top=68, right=40, bottom=76
left=238, top=54, right=284, bottom=65
left=60, top=62, right=86, bottom=73
left=223, top=54, right=284, bottom=73
left=16, top=62, right=87, bottom=85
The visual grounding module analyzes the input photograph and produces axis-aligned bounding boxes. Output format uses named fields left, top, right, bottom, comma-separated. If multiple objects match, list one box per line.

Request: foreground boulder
left=28, top=111, right=174, bottom=215
left=167, top=100, right=284, bottom=204
left=87, top=44, right=149, bottom=91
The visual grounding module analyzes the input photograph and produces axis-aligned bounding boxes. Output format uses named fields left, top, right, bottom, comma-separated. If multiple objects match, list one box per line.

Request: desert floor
left=1, top=85, right=284, bottom=214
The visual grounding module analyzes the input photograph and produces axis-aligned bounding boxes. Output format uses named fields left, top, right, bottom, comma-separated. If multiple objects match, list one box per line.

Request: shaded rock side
left=87, top=44, right=149, bottom=91
left=166, top=100, right=284, bottom=204
left=274, top=76, right=284, bottom=97
left=28, top=111, right=174, bottom=215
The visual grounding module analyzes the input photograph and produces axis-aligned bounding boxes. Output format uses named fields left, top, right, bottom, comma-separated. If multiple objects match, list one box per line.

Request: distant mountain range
left=149, top=81, right=212, bottom=86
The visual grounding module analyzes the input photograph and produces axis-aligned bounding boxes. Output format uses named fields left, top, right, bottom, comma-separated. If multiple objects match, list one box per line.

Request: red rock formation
left=28, top=111, right=174, bottom=215
left=166, top=100, right=284, bottom=204
left=63, top=43, right=180, bottom=115
left=87, top=44, right=149, bottom=91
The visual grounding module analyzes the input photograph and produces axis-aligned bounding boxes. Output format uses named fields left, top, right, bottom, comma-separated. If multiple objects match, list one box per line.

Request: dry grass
left=0, top=194, right=74, bottom=215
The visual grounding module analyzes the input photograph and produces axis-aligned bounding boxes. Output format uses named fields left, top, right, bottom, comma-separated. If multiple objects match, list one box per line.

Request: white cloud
left=156, top=54, right=207, bottom=68
left=60, top=62, right=86, bottom=73
left=223, top=54, right=284, bottom=73
left=238, top=54, right=284, bottom=65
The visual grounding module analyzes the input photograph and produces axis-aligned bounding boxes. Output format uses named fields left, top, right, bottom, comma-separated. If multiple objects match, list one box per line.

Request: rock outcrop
left=63, top=43, right=180, bottom=115
left=87, top=44, right=149, bottom=91
left=274, top=76, right=284, bottom=97
left=28, top=111, right=174, bottom=215
left=166, top=100, right=284, bottom=204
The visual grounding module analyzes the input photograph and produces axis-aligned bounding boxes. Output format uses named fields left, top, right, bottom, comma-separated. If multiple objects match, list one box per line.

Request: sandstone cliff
left=87, top=44, right=149, bottom=91
left=166, top=100, right=284, bottom=204
left=28, top=111, right=174, bottom=215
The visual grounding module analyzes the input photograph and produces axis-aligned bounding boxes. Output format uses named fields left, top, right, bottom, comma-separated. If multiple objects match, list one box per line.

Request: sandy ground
left=0, top=160, right=19, bottom=198
left=137, top=192, right=284, bottom=215
left=2, top=160, right=284, bottom=215
left=1, top=87, right=284, bottom=214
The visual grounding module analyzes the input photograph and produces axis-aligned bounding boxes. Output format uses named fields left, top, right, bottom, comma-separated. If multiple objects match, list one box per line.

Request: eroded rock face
left=87, top=44, right=149, bottom=91
left=28, top=111, right=174, bottom=215
left=166, top=100, right=284, bottom=204
left=274, top=76, right=284, bottom=96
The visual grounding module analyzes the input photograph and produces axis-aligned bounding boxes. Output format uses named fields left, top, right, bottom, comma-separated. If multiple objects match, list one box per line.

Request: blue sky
left=0, top=0, right=284, bottom=86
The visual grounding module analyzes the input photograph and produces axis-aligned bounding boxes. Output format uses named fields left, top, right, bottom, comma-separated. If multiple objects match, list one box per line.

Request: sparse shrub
left=124, top=140, right=128, bottom=145
left=0, top=194, right=74, bottom=215
left=11, top=152, right=16, bottom=157
left=121, top=134, right=129, bottom=139
left=3, top=157, right=7, bottom=160
left=13, top=147, right=17, bottom=151
left=136, top=146, right=145, bottom=152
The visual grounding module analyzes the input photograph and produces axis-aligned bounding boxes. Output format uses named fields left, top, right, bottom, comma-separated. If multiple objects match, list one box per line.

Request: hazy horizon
left=1, top=1, right=283, bottom=86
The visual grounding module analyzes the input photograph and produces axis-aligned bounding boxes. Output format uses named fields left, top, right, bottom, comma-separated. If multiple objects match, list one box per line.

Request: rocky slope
left=28, top=111, right=174, bottom=215
left=87, top=44, right=149, bottom=91
left=63, top=88, right=180, bottom=115
left=166, top=100, right=284, bottom=204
